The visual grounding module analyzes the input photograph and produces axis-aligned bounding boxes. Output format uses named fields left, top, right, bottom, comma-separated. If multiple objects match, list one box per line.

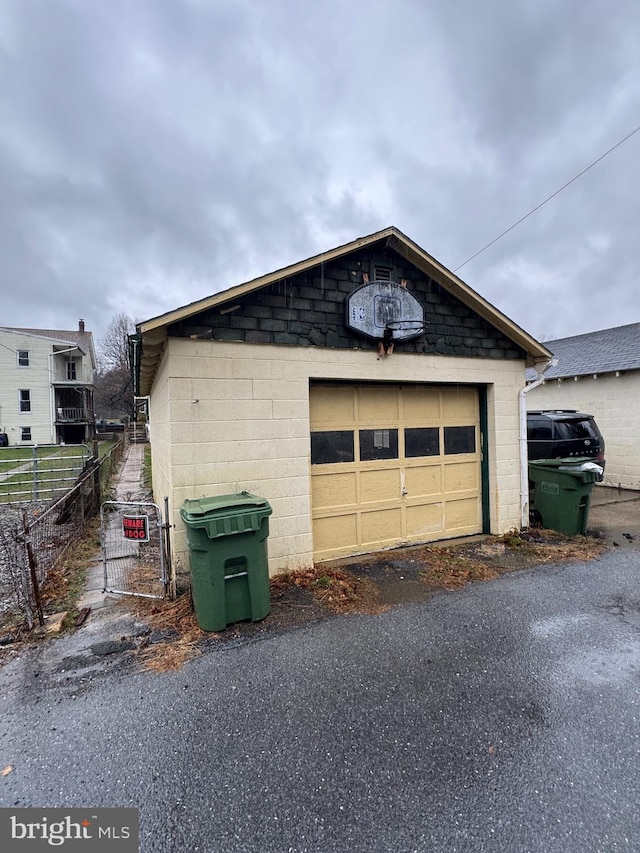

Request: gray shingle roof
left=525, top=322, right=640, bottom=382
left=1, top=327, right=91, bottom=355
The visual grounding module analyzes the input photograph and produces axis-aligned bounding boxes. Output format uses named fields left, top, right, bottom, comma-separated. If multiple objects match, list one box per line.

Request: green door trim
left=479, top=386, right=491, bottom=533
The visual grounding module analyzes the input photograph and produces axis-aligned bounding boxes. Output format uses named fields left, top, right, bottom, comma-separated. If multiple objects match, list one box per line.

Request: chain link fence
left=0, top=438, right=127, bottom=630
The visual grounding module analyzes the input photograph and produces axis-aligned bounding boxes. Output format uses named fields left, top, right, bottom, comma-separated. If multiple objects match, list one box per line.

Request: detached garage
left=132, top=227, right=550, bottom=581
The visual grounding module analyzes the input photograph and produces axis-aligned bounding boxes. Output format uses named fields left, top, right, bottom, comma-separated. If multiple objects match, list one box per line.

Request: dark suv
left=527, top=410, right=605, bottom=468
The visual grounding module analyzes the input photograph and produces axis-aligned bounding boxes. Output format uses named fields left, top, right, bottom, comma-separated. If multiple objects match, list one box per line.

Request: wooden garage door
left=310, top=383, right=482, bottom=561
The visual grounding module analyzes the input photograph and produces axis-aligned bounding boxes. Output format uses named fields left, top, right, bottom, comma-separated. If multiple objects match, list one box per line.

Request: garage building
left=132, top=227, right=551, bottom=580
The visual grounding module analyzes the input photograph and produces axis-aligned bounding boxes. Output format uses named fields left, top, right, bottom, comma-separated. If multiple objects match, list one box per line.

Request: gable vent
left=373, top=265, right=393, bottom=281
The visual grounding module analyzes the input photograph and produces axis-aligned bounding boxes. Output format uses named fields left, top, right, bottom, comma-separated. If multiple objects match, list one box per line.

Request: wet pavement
left=589, top=486, right=640, bottom=548
left=1, top=486, right=640, bottom=851
left=2, top=544, right=640, bottom=851
left=7, top=482, right=639, bottom=699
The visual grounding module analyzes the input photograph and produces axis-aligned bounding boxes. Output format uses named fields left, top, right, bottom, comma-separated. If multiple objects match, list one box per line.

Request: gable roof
left=526, top=322, right=640, bottom=382
left=1, top=326, right=97, bottom=366
left=135, top=226, right=551, bottom=395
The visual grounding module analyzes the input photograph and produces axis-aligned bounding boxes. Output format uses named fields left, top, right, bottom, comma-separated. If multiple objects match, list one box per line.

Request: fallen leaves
left=418, top=550, right=499, bottom=590
left=271, top=566, right=386, bottom=615
left=126, top=592, right=204, bottom=672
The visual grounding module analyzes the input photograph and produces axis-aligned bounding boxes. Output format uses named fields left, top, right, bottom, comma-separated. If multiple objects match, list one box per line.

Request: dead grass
left=500, top=528, right=607, bottom=562
left=126, top=592, right=205, bottom=672
left=418, top=549, right=499, bottom=589
left=270, top=566, right=386, bottom=615
left=39, top=517, right=101, bottom=630
left=125, top=562, right=165, bottom=598
left=416, top=529, right=607, bottom=591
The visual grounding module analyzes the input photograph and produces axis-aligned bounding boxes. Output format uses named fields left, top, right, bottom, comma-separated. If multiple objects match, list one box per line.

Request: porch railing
left=55, top=407, right=89, bottom=422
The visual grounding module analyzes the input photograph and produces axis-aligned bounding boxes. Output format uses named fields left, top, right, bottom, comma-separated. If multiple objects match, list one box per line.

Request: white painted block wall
left=527, top=373, right=640, bottom=490
left=149, top=338, right=528, bottom=577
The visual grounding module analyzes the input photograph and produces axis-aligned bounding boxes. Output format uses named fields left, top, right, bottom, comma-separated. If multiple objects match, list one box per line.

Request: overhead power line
left=453, top=122, right=640, bottom=273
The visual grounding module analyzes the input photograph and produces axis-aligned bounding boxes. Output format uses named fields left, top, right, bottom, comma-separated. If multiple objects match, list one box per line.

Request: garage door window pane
left=444, top=426, right=476, bottom=455
left=405, top=427, right=440, bottom=457
left=359, top=429, right=398, bottom=460
left=311, top=431, right=354, bottom=464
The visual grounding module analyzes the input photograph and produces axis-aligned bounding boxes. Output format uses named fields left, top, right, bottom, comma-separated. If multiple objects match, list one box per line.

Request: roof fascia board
left=550, top=366, right=638, bottom=380
left=138, top=227, right=397, bottom=334
left=385, top=232, right=551, bottom=360
left=138, top=226, right=550, bottom=359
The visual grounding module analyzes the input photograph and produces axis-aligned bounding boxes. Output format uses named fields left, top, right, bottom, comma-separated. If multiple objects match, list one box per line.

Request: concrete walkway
left=77, top=443, right=147, bottom=612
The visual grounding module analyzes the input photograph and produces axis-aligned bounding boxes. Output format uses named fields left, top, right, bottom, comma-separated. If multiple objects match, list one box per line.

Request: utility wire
left=453, top=123, right=640, bottom=273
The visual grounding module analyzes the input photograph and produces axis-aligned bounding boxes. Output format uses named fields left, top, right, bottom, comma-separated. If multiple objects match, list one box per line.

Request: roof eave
left=384, top=231, right=551, bottom=361
left=138, top=226, right=398, bottom=336
left=135, top=226, right=551, bottom=394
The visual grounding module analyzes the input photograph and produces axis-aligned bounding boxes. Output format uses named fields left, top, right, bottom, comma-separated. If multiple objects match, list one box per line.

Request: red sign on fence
left=122, top=515, right=150, bottom=542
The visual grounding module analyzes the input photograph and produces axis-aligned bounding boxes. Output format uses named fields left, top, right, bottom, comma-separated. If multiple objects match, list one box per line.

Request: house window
left=19, top=389, right=31, bottom=413
left=17, top=350, right=29, bottom=367
left=66, top=361, right=77, bottom=380
left=20, top=426, right=32, bottom=442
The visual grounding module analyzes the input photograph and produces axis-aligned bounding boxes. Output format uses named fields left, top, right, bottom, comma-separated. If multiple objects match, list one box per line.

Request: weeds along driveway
left=0, top=487, right=630, bottom=674
left=0, top=526, right=612, bottom=687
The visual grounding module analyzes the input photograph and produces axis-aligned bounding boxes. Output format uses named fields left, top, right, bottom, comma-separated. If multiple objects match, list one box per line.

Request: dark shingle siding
left=169, top=241, right=526, bottom=360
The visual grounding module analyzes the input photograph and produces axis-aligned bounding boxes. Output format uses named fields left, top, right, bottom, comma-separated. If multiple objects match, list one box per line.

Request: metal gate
left=101, top=500, right=169, bottom=598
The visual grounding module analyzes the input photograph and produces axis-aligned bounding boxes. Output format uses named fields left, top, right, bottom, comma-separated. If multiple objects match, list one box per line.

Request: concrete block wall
left=149, top=338, right=527, bottom=580
left=527, top=372, right=640, bottom=490
left=146, top=348, right=172, bottom=512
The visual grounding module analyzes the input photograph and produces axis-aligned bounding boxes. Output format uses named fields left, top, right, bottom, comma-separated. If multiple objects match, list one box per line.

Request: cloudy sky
left=2, top=0, right=640, bottom=350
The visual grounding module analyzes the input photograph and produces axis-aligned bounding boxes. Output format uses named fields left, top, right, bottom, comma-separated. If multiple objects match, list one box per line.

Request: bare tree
left=99, top=312, right=135, bottom=372
left=95, top=314, right=136, bottom=420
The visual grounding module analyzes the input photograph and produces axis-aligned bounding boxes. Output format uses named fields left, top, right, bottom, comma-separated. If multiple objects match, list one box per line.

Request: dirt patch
left=319, top=528, right=606, bottom=602
left=126, top=594, right=204, bottom=672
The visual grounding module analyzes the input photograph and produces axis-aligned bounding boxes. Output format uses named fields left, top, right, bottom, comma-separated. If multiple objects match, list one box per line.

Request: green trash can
left=528, top=458, right=601, bottom=535
left=180, top=492, right=272, bottom=631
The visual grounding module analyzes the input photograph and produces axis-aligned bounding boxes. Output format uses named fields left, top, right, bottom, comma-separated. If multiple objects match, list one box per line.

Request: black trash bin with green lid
left=528, top=457, right=602, bottom=536
left=180, top=492, right=272, bottom=631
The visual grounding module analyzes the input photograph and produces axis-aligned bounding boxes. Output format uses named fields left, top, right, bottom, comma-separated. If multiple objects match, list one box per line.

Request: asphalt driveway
left=2, top=537, right=640, bottom=852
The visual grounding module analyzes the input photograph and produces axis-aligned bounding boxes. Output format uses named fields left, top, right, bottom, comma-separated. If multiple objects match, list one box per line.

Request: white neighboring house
left=0, top=321, right=97, bottom=446
left=526, top=323, right=640, bottom=490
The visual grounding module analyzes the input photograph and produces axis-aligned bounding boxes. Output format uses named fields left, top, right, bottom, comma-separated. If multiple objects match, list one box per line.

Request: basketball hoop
left=385, top=320, right=426, bottom=335
left=378, top=319, right=427, bottom=357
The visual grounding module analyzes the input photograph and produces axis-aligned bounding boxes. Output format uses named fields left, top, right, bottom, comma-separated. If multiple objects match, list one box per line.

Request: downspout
left=129, top=333, right=142, bottom=397
left=519, top=359, right=555, bottom=528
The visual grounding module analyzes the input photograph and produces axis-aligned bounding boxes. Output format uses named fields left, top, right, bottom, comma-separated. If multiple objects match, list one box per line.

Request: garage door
left=310, top=383, right=482, bottom=561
